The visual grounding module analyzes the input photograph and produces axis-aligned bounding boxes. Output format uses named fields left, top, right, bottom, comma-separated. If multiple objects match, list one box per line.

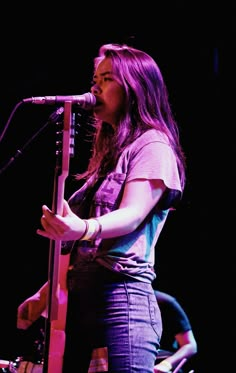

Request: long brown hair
left=76, top=43, right=186, bottom=191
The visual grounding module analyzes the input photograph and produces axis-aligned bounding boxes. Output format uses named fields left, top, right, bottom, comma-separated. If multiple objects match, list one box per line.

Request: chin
left=94, top=107, right=105, bottom=120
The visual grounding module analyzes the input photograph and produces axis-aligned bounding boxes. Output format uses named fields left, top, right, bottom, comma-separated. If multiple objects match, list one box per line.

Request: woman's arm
left=154, top=330, right=197, bottom=372
left=36, top=178, right=166, bottom=242
left=17, top=282, right=48, bottom=330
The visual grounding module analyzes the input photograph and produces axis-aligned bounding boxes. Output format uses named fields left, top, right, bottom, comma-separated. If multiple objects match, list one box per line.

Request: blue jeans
left=63, top=265, right=162, bottom=372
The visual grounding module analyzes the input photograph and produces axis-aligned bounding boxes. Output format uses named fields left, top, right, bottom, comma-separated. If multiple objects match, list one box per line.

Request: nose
left=91, top=84, right=101, bottom=95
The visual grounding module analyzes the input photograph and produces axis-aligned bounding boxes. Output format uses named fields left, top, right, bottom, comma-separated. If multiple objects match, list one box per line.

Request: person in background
left=17, top=42, right=186, bottom=373
left=154, top=290, right=197, bottom=373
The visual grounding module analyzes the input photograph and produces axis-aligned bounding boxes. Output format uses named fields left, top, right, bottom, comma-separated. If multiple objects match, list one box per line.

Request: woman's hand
left=36, top=199, right=86, bottom=241
left=154, top=360, right=172, bottom=372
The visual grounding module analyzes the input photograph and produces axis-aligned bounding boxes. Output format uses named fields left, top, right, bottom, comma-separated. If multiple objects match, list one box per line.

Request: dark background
left=0, top=2, right=234, bottom=372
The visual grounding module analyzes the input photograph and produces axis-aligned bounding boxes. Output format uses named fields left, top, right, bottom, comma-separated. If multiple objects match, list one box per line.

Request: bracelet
left=93, top=218, right=102, bottom=239
left=78, top=219, right=89, bottom=240
left=80, top=218, right=102, bottom=241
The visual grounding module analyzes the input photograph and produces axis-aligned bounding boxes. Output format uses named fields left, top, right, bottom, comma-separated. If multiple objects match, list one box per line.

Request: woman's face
left=91, top=57, right=126, bottom=128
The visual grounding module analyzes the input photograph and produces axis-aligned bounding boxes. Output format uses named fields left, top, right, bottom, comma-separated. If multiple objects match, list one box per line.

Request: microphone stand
left=0, top=107, right=64, bottom=176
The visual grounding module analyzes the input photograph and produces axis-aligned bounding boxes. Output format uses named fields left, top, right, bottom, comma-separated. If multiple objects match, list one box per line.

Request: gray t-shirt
left=67, top=129, right=182, bottom=283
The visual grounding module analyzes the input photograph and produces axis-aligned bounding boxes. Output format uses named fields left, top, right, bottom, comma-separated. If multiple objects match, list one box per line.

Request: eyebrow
left=93, top=70, right=113, bottom=79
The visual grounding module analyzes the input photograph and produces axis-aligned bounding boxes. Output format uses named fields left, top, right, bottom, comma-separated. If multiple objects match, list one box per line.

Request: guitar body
left=43, top=101, right=74, bottom=373
left=46, top=253, right=69, bottom=373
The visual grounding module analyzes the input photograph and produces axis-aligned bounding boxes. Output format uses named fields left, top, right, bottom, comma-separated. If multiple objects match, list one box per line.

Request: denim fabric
left=63, top=266, right=162, bottom=373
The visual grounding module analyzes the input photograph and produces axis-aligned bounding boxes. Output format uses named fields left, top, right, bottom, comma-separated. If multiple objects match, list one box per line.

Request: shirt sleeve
left=126, top=135, right=182, bottom=193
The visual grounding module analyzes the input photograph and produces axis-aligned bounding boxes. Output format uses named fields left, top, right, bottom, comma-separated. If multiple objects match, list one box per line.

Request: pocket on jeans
left=149, top=296, right=163, bottom=340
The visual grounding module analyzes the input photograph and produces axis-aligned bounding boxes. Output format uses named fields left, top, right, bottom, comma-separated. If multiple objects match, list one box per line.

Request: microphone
left=22, top=92, right=96, bottom=110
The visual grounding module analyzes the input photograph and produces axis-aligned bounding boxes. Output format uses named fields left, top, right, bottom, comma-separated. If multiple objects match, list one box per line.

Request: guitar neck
left=43, top=101, right=74, bottom=373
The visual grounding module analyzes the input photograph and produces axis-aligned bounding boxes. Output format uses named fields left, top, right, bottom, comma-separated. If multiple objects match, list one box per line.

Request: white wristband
left=80, top=219, right=101, bottom=241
